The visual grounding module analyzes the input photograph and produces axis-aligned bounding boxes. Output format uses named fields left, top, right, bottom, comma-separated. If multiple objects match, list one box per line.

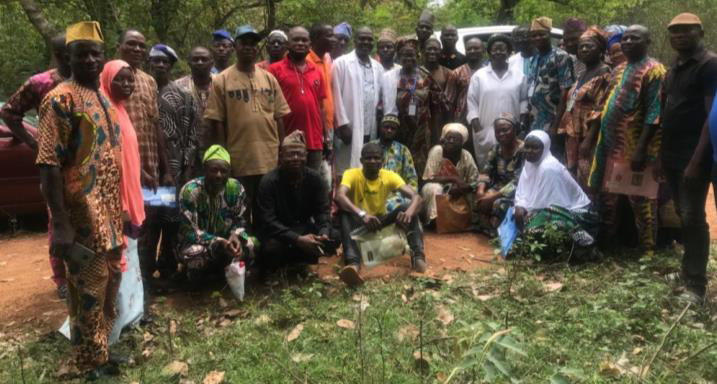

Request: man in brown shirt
left=204, top=25, right=290, bottom=223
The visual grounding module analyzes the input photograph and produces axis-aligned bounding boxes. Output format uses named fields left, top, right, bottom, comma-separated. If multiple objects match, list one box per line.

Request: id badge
left=408, top=99, right=417, bottom=116
left=527, top=83, right=536, bottom=98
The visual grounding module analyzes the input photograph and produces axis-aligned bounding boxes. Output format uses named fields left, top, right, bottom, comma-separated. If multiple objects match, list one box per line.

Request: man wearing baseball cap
left=211, top=29, right=234, bottom=74
left=661, top=12, right=717, bottom=306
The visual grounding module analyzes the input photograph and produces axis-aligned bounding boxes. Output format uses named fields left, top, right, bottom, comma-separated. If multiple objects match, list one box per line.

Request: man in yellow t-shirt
left=335, top=143, right=426, bottom=285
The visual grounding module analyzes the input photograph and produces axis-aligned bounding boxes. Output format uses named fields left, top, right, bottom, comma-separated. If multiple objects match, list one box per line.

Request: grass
left=1, top=247, right=716, bottom=383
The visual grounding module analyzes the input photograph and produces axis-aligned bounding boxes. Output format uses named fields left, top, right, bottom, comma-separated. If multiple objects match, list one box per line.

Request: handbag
left=435, top=194, right=471, bottom=233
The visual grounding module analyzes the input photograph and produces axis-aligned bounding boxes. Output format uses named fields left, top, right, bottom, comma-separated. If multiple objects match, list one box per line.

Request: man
left=332, top=22, right=352, bottom=59
left=204, top=25, right=290, bottom=220
left=211, top=29, right=234, bottom=74
left=37, top=21, right=123, bottom=378
left=256, top=131, right=333, bottom=272
left=415, top=9, right=434, bottom=52
left=149, top=43, right=202, bottom=279
left=377, top=28, right=399, bottom=71
left=270, top=26, right=328, bottom=171
left=661, top=13, right=717, bottom=306
left=445, top=37, right=484, bottom=125
left=174, top=46, right=214, bottom=120
left=257, top=30, right=288, bottom=70
left=508, top=25, right=534, bottom=76
left=372, top=115, right=418, bottom=213
left=119, top=30, right=173, bottom=284
left=562, top=18, right=588, bottom=78
left=439, top=25, right=466, bottom=70
left=335, top=143, right=426, bottom=286
left=308, top=23, right=336, bottom=132
left=178, top=145, right=251, bottom=282
left=332, top=26, right=384, bottom=176
left=0, top=33, right=70, bottom=298
left=526, top=16, right=574, bottom=156
left=588, top=25, right=666, bottom=259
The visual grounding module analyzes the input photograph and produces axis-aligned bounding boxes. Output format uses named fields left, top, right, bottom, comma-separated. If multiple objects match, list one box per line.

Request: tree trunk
left=18, top=0, right=58, bottom=44
left=496, top=0, right=520, bottom=24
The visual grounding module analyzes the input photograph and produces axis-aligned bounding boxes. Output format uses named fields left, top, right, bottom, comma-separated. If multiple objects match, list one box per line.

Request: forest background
left=0, top=0, right=715, bottom=98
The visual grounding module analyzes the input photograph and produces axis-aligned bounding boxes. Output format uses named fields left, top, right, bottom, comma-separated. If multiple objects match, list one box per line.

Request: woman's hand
left=514, top=206, right=526, bottom=229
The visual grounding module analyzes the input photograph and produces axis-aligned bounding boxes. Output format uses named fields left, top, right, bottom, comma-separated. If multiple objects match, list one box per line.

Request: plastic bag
left=498, top=207, right=518, bottom=257
left=350, top=224, right=409, bottom=268
left=225, top=260, right=246, bottom=302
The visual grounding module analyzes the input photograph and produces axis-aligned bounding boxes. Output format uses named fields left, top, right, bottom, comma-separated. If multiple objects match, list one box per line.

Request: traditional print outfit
left=37, top=80, right=124, bottom=371
left=475, top=140, right=525, bottom=234
left=174, top=75, right=212, bottom=119
left=382, top=66, right=444, bottom=176
left=444, top=63, right=477, bottom=125
left=589, top=58, right=666, bottom=255
left=526, top=47, right=575, bottom=131
left=372, top=138, right=418, bottom=212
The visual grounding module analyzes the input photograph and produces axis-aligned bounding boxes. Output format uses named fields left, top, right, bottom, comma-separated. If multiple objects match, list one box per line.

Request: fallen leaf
left=142, top=348, right=153, bottom=358
left=0, top=278, right=15, bottom=283
left=169, top=319, right=178, bottom=336
left=143, top=331, right=155, bottom=343
left=396, top=324, right=419, bottom=343
left=218, top=319, right=232, bottom=328
left=218, top=298, right=228, bottom=308
left=359, top=301, right=370, bottom=312
left=161, top=361, right=188, bottom=378
left=223, top=309, right=242, bottom=318
left=179, top=380, right=196, bottom=384
left=543, top=281, right=563, bottom=292
left=351, top=293, right=368, bottom=302
left=632, top=347, right=642, bottom=355
left=413, top=350, right=431, bottom=371
left=291, top=353, right=314, bottom=363
left=254, top=314, right=271, bottom=326
left=436, top=306, right=454, bottom=326
left=476, top=294, right=495, bottom=302
left=287, top=323, right=304, bottom=342
left=202, top=370, right=225, bottom=384
left=336, top=319, right=355, bottom=329
left=0, top=261, right=7, bottom=266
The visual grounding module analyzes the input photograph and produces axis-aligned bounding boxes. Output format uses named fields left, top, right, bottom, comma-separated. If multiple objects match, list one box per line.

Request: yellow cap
left=66, top=21, right=104, bottom=44
left=531, top=16, right=552, bottom=32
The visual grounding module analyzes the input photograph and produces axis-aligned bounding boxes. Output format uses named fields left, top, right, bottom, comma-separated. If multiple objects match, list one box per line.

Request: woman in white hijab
left=513, top=130, right=597, bottom=256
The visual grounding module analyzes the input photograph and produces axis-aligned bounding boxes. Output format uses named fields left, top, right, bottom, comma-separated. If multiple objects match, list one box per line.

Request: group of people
left=1, top=8, right=716, bottom=379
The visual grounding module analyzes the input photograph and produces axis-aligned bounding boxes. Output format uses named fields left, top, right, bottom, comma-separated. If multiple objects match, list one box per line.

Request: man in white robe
left=332, top=26, right=384, bottom=177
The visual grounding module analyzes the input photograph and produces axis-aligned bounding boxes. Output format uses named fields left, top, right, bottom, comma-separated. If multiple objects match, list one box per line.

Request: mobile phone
left=67, top=242, right=96, bottom=268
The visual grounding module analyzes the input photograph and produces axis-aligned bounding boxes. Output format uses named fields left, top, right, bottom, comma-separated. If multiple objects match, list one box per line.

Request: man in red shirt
left=270, top=26, right=328, bottom=170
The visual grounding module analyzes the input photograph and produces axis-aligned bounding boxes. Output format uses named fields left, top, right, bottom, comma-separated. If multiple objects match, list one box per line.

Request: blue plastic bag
left=498, top=207, right=518, bottom=257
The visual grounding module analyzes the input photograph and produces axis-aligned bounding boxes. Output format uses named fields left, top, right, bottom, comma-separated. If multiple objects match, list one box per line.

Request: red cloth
left=269, top=57, right=326, bottom=150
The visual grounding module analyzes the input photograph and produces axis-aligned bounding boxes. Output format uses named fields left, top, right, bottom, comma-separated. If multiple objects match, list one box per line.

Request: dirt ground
left=3, top=188, right=717, bottom=339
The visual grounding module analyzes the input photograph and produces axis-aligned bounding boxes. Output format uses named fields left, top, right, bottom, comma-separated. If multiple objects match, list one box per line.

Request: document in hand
left=604, top=160, right=658, bottom=199
left=142, top=186, right=177, bottom=207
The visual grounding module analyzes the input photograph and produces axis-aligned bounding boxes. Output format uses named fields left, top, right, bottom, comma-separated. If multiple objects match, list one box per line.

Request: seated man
left=256, top=131, right=334, bottom=272
left=335, top=143, right=426, bottom=286
left=177, top=145, right=252, bottom=282
left=372, top=114, right=419, bottom=212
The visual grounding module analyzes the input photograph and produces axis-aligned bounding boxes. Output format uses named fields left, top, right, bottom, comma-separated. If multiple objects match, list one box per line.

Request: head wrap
left=203, top=145, right=231, bottom=165
left=607, top=33, right=623, bottom=49
left=212, top=29, right=234, bottom=43
left=668, top=12, right=703, bottom=29
left=149, top=44, right=178, bottom=63
left=100, top=59, right=131, bottom=102
left=418, top=9, right=435, bottom=25
left=531, top=16, right=552, bottom=32
left=397, top=35, right=419, bottom=53
left=563, top=17, right=587, bottom=33
left=382, top=114, right=400, bottom=126
left=334, top=22, right=352, bottom=39
left=493, top=112, right=516, bottom=128
left=378, top=28, right=398, bottom=44
left=66, top=21, right=104, bottom=44
left=268, top=29, right=288, bottom=42
left=515, top=130, right=591, bottom=212
left=604, top=24, right=626, bottom=37
left=580, top=27, right=608, bottom=53
left=440, top=123, right=469, bottom=145
left=487, top=33, right=512, bottom=52
left=281, top=130, right=307, bottom=151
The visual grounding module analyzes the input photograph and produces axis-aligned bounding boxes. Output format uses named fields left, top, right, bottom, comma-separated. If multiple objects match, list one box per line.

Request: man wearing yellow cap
left=661, top=12, right=717, bottom=306
left=177, top=145, right=253, bottom=283
left=37, top=21, right=124, bottom=378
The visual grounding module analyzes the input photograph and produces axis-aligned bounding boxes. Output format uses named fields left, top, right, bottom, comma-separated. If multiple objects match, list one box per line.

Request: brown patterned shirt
left=125, top=68, right=160, bottom=181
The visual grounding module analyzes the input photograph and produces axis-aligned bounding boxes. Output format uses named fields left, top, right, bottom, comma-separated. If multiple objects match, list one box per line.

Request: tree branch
left=17, top=0, right=58, bottom=43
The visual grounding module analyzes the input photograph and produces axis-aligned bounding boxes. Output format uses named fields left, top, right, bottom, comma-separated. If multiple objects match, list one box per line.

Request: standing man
left=332, top=26, right=384, bottom=175
left=270, top=26, right=328, bottom=171
left=0, top=33, right=70, bottom=298
left=332, top=22, right=352, bottom=59
left=377, top=28, right=400, bottom=71
left=508, top=25, right=534, bottom=76
left=119, top=29, right=173, bottom=285
left=257, top=30, right=288, bottom=70
left=204, top=25, right=291, bottom=220
left=415, top=9, right=435, bottom=52
left=526, top=16, right=574, bottom=158
left=589, top=25, right=666, bottom=259
left=211, top=29, right=234, bottom=74
left=562, top=18, right=588, bottom=78
left=37, top=21, right=124, bottom=378
left=445, top=37, right=484, bottom=125
left=308, top=23, right=336, bottom=133
left=661, top=13, right=717, bottom=306
left=439, top=25, right=466, bottom=70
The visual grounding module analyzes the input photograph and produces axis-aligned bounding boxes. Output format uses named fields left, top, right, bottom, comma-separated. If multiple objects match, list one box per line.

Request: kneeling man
left=335, top=142, right=426, bottom=286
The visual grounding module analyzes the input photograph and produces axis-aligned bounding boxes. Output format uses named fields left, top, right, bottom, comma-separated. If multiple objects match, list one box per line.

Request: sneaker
left=664, top=272, right=683, bottom=284
left=412, top=258, right=427, bottom=273
left=339, top=264, right=363, bottom=287
left=677, top=289, right=705, bottom=308
left=56, top=283, right=68, bottom=300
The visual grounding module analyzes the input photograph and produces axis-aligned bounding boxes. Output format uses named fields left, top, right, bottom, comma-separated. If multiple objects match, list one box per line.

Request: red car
left=0, top=107, right=45, bottom=217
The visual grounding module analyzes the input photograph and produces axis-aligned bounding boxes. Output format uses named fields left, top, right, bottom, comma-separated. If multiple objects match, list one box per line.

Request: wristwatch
left=358, top=210, right=367, bottom=218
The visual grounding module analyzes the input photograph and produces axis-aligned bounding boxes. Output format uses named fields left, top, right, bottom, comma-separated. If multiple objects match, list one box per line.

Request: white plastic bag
left=225, top=260, right=246, bottom=302
left=350, top=224, right=409, bottom=268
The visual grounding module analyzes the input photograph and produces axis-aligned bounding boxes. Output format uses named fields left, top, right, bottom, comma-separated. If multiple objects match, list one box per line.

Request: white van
left=432, top=25, right=564, bottom=54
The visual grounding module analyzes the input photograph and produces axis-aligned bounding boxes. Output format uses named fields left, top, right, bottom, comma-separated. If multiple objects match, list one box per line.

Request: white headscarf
left=514, top=130, right=591, bottom=212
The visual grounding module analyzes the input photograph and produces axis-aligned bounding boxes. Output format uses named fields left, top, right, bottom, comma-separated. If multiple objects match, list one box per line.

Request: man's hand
left=363, top=214, right=382, bottom=231
left=142, top=171, right=159, bottom=191
left=221, top=235, right=243, bottom=259
left=337, top=124, right=352, bottom=144
left=470, top=118, right=482, bottom=133
left=630, top=149, right=647, bottom=172
left=296, top=234, right=325, bottom=257
left=51, top=218, right=76, bottom=260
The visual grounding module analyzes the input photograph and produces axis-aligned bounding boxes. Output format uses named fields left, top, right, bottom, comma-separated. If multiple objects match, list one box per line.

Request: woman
left=475, top=113, right=525, bottom=235
left=372, top=114, right=419, bottom=212
left=513, top=130, right=597, bottom=259
left=381, top=40, right=444, bottom=176
left=423, top=37, right=451, bottom=144
left=557, top=27, right=611, bottom=192
left=100, top=60, right=145, bottom=343
left=421, top=123, right=479, bottom=225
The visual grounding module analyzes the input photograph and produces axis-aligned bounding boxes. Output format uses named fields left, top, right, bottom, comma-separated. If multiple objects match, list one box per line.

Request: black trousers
left=258, top=224, right=338, bottom=271
left=664, top=165, right=711, bottom=296
left=138, top=206, right=179, bottom=280
left=339, top=203, right=424, bottom=266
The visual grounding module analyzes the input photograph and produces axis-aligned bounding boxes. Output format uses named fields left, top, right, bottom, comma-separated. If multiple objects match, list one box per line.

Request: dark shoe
left=677, top=289, right=705, bottom=308
left=85, top=363, right=121, bottom=381
left=108, top=351, right=129, bottom=365
left=56, top=283, right=68, bottom=300
left=412, top=258, right=427, bottom=273
left=339, top=264, right=363, bottom=287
